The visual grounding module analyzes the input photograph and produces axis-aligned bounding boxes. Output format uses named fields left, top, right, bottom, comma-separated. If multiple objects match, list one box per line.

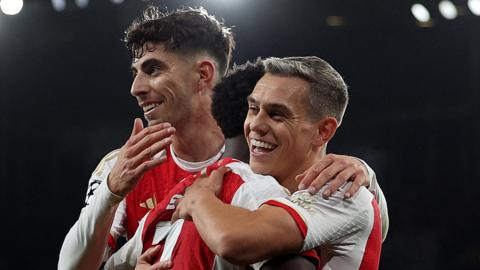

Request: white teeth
left=142, top=103, right=160, bottom=112
left=250, top=139, right=276, bottom=150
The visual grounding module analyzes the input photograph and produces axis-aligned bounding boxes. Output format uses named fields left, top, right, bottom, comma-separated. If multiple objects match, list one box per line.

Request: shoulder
left=226, top=161, right=288, bottom=207
left=91, top=149, right=120, bottom=179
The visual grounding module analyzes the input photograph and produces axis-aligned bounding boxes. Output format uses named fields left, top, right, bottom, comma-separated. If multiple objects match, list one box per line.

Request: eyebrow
left=247, top=95, right=294, bottom=118
left=131, top=58, right=168, bottom=72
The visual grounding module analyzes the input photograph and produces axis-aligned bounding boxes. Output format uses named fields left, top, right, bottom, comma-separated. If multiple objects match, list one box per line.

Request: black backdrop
left=0, top=0, right=479, bottom=269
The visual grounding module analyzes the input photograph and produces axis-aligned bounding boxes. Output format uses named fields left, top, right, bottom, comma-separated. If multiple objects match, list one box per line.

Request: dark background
left=1, top=0, right=479, bottom=269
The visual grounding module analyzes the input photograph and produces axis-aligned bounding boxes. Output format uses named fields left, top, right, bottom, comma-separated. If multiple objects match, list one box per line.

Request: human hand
left=135, top=245, right=172, bottom=270
left=296, top=154, right=369, bottom=198
left=171, top=166, right=230, bottom=223
left=108, top=118, right=175, bottom=197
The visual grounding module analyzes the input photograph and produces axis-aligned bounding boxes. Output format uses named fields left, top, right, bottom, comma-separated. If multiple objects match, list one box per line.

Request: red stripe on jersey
left=107, top=234, right=117, bottom=251
left=359, top=199, right=382, bottom=270
left=264, top=200, right=308, bottom=239
left=301, top=249, right=320, bottom=269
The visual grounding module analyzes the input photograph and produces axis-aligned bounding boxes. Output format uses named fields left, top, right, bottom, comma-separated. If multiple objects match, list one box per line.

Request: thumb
left=211, top=166, right=230, bottom=195
left=131, top=118, right=144, bottom=138
left=216, top=166, right=231, bottom=177
left=139, top=245, right=161, bottom=264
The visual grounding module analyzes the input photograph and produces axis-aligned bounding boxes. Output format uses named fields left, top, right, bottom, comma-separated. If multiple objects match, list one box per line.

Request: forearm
left=188, top=192, right=302, bottom=265
left=58, top=180, right=122, bottom=270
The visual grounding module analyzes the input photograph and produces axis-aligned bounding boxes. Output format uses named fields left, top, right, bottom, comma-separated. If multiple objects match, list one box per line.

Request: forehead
left=131, top=42, right=186, bottom=67
left=250, top=73, right=309, bottom=105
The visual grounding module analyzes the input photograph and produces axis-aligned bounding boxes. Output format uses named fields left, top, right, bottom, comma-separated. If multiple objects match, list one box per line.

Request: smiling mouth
left=142, top=102, right=164, bottom=113
left=250, top=138, right=278, bottom=154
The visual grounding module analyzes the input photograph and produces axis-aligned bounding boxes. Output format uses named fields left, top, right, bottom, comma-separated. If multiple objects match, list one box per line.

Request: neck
left=171, top=114, right=225, bottom=162
left=280, top=147, right=326, bottom=193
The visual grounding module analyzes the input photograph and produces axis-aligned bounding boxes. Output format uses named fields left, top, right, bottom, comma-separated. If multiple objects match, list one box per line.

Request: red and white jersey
left=263, top=183, right=382, bottom=270
left=104, top=159, right=295, bottom=270
left=58, top=145, right=225, bottom=270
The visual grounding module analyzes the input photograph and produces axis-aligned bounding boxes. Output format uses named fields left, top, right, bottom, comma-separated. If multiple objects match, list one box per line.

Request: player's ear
left=197, top=59, right=216, bottom=92
left=312, top=117, right=338, bottom=146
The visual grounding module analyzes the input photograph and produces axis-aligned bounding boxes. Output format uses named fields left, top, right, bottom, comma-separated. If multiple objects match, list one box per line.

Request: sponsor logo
left=290, top=192, right=315, bottom=213
left=139, top=197, right=157, bottom=210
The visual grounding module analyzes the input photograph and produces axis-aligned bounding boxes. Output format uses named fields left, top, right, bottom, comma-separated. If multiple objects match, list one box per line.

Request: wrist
left=106, top=173, right=126, bottom=201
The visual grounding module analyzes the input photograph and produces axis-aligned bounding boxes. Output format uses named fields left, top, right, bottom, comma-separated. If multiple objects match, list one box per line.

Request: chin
left=249, top=162, right=270, bottom=176
left=147, top=118, right=167, bottom=127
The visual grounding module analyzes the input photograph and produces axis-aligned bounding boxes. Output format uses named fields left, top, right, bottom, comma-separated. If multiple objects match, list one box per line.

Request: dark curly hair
left=212, top=59, right=265, bottom=138
left=123, top=6, right=235, bottom=76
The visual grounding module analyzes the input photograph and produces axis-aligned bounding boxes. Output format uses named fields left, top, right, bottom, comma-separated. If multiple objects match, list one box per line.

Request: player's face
left=130, top=42, right=196, bottom=127
left=244, top=73, right=317, bottom=184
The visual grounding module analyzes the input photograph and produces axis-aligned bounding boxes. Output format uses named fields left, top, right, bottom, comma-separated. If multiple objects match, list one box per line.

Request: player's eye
left=145, top=65, right=161, bottom=75
left=248, top=104, right=259, bottom=113
left=269, top=110, right=285, bottom=121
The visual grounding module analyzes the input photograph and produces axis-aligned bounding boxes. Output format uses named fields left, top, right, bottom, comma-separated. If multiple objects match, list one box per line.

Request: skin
left=107, top=42, right=225, bottom=197
left=245, top=74, right=323, bottom=192
left=169, top=73, right=340, bottom=264
left=134, top=73, right=374, bottom=269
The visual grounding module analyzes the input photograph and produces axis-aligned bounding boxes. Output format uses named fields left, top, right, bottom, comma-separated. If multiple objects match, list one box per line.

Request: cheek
left=279, top=124, right=297, bottom=146
left=243, top=117, right=251, bottom=136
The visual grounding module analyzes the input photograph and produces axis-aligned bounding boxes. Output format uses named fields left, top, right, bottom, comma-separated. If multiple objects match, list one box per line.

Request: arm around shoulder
left=187, top=192, right=304, bottom=265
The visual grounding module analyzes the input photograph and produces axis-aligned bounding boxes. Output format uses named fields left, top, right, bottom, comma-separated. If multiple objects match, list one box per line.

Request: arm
left=186, top=192, right=302, bottom=265
left=261, top=255, right=316, bottom=270
left=172, top=168, right=304, bottom=265
left=58, top=119, right=174, bottom=270
left=58, top=153, right=125, bottom=270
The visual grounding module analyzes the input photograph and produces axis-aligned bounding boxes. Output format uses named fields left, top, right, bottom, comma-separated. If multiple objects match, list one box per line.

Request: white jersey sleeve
left=263, top=183, right=381, bottom=270
left=58, top=150, right=127, bottom=270
left=226, top=162, right=289, bottom=209
left=358, top=158, right=389, bottom=242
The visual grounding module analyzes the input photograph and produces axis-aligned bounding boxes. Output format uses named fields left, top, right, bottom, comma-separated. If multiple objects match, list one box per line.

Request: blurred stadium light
left=439, top=0, right=458, bottom=19
left=51, top=0, right=66, bottom=12
left=75, top=0, right=89, bottom=9
left=411, top=3, right=431, bottom=23
left=468, top=0, right=480, bottom=15
left=0, top=0, right=23, bottom=15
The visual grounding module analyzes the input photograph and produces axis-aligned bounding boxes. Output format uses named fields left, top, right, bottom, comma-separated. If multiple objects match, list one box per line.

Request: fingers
left=138, top=245, right=161, bottom=265
left=148, top=260, right=173, bottom=270
left=307, top=161, right=346, bottom=195
left=171, top=198, right=184, bottom=224
left=322, top=166, right=358, bottom=198
left=131, top=118, right=144, bottom=138
left=128, top=123, right=175, bottom=148
left=296, top=159, right=333, bottom=191
left=136, top=245, right=173, bottom=270
left=128, top=136, right=173, bottom=169
left=171, top=207, right=180, bottom=224
left=206, top=166, right=230, bottom=195
left=209, top=166, right=231, bottom=179
left=344, top=174, right=364, bottom=199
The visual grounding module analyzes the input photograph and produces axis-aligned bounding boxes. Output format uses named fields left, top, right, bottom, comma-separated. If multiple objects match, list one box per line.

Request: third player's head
left=244, top=56, right=349, bottom=187
left=124, top=6, right=235, bottom=127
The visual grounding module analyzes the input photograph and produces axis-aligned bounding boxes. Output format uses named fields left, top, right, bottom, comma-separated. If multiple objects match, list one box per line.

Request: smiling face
left=130, top=42, right=197, bottom=127
left=244, top=73, right=319, bottom=184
